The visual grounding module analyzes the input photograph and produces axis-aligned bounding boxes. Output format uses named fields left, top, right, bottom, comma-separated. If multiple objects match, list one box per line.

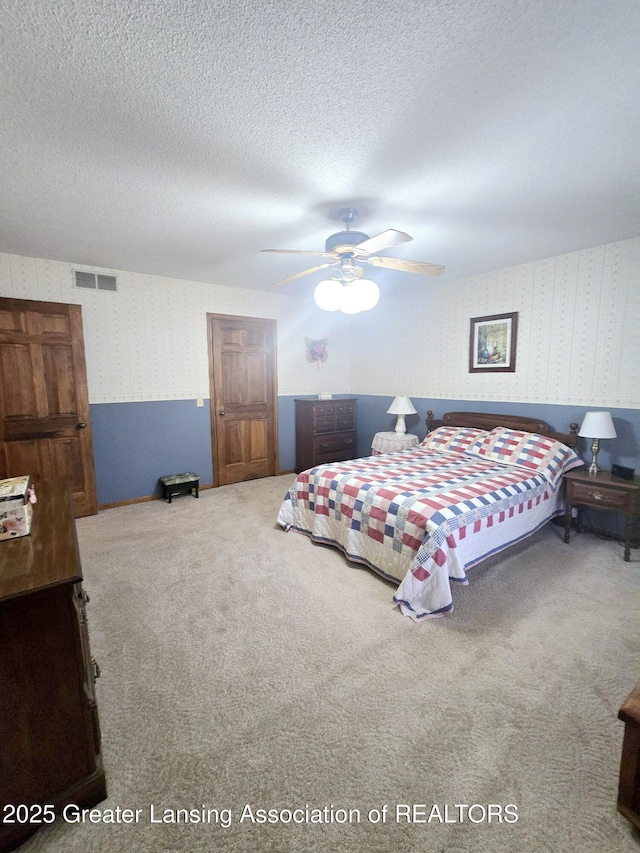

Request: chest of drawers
left=0, top=481, right=106, bottom=851
left=618, top=680, right=640, bottom=830
left=294, top=397, right=358, bottom=472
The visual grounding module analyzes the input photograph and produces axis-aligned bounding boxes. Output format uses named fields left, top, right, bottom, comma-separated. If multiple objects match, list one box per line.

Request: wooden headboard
left=425, top=410, right=579, bottom=448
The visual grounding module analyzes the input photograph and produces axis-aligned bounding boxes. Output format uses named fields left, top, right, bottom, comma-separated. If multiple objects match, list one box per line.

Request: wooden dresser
left=0, top=481, right=106, bottom=852
left=294, top=397, right=358, bottom=472
left=618, top=681, right=640, bottom=830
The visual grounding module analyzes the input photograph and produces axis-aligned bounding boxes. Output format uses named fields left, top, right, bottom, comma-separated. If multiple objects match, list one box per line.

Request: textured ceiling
left=1, top=0, right=638, bottom=298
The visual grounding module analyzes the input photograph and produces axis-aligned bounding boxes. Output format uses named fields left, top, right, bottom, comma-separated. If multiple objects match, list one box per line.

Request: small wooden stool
left=159, top=473, right=200, bottom=503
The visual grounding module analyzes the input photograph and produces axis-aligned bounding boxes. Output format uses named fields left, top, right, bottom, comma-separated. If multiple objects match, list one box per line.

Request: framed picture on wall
left=469, top=312, right=518, bottom=373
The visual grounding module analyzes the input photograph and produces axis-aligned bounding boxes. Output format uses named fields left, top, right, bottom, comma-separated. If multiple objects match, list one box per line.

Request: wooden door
left=0, top=298, right=97, bottom=517
left=207, top=314, right=278, bottom=486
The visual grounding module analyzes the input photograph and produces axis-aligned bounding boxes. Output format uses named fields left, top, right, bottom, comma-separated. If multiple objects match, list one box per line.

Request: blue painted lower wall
left=91, top=397, right=299, bottom=505
left=91, top=401, right=214, bottom=505
left=90, top=397, right=640, bottom=521
left=355, top=396, right=640, bottom=471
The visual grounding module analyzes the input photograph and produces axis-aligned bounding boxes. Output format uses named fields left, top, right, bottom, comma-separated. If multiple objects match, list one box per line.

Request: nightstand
left=563, top=468, right=640, bottom=561
left=371, top=432, right=419, bottom=455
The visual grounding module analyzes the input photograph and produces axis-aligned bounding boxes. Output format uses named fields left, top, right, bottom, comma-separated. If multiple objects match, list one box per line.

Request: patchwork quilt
left=277, top=447, right=564, bottom=621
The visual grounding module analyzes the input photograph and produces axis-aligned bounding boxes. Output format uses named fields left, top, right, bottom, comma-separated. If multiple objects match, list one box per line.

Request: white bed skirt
left=278, top=488, right=564, bottom=621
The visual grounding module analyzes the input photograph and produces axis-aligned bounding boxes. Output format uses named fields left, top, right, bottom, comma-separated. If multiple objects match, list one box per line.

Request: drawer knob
left=592, top=492, right=604, bottom=501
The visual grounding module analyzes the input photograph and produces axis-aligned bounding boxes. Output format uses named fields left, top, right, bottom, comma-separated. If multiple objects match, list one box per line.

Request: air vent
left=74, top=270, right=118, bottom=292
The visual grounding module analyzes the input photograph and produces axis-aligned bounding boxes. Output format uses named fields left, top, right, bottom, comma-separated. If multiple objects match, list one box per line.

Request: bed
left=277, top=411, right=582, bottom=621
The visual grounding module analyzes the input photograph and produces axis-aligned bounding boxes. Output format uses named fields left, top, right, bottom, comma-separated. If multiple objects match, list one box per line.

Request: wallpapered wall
left=0, top=253, right=354, bottom=402
left=2, top=238, right=637, bottom=408
left=0, top=237, right=639, bottom=503
left=349, top=237, right=640, bottom=409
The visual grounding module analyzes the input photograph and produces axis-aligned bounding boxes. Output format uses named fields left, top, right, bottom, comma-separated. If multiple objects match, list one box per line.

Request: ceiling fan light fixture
left=264, top=209, right=444, bottom=291
left=348, top=278, right=380, bottom=311
left=314, top=276, right=380, bottom=314
left=314, top=279, right=343, bottom=311
left=339, top=284, right=364, bottom=315
left=325, top=231, right=370, bottom=254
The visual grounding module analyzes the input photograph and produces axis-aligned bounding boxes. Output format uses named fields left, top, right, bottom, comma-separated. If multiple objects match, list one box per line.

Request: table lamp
left=578, top=411, right=617, bottom=475
left=387, top=396, right=417, bottom=434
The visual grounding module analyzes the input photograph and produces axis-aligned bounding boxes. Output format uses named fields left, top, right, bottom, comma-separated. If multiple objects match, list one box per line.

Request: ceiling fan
left=261, top=207, right=445, bottom=288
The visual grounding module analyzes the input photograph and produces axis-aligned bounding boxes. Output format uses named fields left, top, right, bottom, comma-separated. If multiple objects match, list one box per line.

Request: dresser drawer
left=314, top=415, right=337, bottom=433
left=569, top=481, right=632, bottom=511
left=314, top=431, right=357, bottom=456
left=315, top=449, right=355, bottom=466
left=335, top=401, right=356, bottom=416
left=313, top=401, right=336, bottom=416
left=336, top=412, right=356, bottom=430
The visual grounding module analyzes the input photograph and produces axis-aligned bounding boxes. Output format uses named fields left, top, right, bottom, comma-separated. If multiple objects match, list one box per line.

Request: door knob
left=219, top=410, right=225, bottom=416
left=77, top=422, right=87, bottom=428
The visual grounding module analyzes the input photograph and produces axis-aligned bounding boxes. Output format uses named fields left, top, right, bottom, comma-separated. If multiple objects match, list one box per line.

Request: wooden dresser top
left=0, top=480, right=82, bottom=603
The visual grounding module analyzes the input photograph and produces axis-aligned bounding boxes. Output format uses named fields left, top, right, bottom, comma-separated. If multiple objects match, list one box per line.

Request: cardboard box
left=0, top=476, right=33, bottom=541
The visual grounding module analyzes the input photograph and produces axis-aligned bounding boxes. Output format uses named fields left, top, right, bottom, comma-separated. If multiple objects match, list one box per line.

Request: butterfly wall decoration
left=305, top=337, right=328, bottom=367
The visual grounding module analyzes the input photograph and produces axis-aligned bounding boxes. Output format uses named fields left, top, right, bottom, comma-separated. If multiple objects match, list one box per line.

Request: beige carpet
left=20, top=474, right=639, bottom=852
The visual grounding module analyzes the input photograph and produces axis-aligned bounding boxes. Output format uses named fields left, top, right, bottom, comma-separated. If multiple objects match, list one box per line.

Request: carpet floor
left=18, top=474, right=640, bottom=852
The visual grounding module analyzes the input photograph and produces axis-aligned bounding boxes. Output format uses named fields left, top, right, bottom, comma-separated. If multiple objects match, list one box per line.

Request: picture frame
left=469, top=312, right=518, bottom=373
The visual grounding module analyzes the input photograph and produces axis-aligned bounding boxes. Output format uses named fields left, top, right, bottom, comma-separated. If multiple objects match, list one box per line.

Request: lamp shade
left=387, top=396, right=417, bottom=416
left=386, top=396, right=416, bottom=434
left=578, top=411, right=617, bottom=439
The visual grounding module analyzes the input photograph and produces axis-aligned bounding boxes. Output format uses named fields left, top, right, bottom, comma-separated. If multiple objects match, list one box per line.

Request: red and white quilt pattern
left=465, top=427, right=582, bottom=486
left=278, top=447, right=561, bottom=621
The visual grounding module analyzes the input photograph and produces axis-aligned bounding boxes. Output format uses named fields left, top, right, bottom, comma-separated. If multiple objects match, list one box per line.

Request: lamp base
left=394, top=415, right=407, bottom=434
left=587, top=438, right=601, bottom=475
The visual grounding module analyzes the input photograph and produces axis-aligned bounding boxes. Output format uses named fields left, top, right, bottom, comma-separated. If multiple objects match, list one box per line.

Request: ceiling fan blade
left=353, top=229, right=413, bottom=256
left=367, top=256, right=445, bottom=276
left=262, top=248, right=333, bottom=257
left=270, top=262, right=335, bottom=287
